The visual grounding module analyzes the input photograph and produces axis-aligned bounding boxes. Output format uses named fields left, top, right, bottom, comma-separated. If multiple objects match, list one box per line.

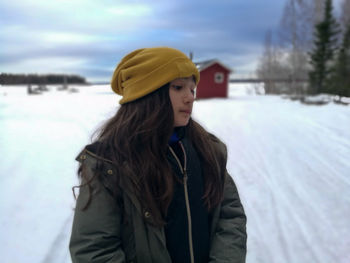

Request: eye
left=172, top=85, right=183, bottom=90
left=190, top=88, right=195, bottom=95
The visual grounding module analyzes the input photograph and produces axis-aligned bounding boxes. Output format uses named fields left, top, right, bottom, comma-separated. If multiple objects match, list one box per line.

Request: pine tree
left=308, top=0, right=339, bottom=94
left=330, top=23, right=350, bottom=99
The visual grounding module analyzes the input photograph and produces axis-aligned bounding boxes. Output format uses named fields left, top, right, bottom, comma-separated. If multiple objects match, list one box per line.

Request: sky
left=0, top=0, right=326, bottom=82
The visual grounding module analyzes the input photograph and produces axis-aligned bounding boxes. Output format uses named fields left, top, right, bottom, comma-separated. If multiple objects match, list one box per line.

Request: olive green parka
left=69, top=136, right=247, bottom=263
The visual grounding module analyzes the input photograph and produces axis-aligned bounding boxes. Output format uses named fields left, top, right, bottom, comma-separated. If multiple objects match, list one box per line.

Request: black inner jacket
left=165, top=128, right=210, bottom=263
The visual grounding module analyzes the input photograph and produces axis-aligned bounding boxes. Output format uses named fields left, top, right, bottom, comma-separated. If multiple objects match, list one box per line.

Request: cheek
left=169, top=91, right=176, bottom=110
left=169, top=89, right=174, bottom=103
left=169, top=89, right=181, bottom=108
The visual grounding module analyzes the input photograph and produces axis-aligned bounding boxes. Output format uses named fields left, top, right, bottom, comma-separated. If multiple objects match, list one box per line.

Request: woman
left=69, top=47, right=247, bottom=263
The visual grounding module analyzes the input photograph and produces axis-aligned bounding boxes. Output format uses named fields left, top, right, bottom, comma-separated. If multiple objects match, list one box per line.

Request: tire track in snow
left=251, top=137, right=297, bottom=263
left=255, top=145, right=324, bottom=262
left=41, top=214, right=73, bottom=263
left=246, top=110, right=327, bottom=263
left=230, top=164, right=275, bottom=262
left=273, top=113, right=344, bottom=261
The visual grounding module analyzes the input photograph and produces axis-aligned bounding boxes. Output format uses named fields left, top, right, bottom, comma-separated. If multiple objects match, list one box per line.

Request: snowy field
left=0, top=83, right=349, bottom=263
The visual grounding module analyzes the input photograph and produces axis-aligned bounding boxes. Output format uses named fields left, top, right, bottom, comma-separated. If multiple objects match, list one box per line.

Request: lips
left=180, top=109, right=192, bottom=114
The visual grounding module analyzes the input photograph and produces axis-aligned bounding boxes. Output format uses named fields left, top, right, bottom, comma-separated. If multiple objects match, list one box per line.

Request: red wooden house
left=195, top=59, right=231, bottom=99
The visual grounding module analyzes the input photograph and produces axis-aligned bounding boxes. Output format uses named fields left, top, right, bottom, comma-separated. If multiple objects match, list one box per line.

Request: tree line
left=0, top=73, right=87, bottom=85
left=257, top=0, right=350, bottom=99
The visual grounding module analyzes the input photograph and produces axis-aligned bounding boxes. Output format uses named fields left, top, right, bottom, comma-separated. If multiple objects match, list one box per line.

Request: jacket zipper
left=168, top=141, right=195, bottom=263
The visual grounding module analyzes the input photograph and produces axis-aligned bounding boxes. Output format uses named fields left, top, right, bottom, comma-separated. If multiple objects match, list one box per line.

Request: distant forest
left=0, top=73, right=87, bottom=85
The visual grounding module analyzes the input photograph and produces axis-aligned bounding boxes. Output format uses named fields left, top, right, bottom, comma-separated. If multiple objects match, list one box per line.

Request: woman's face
left=169, top=77, right=196, bottom=127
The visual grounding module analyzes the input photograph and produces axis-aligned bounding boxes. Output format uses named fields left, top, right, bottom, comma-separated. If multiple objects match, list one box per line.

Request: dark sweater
left=165, top=131, right=210, bottom=263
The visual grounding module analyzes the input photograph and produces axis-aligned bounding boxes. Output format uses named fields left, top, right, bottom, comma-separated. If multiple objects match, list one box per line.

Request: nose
left=183, top=87, right=195, bottom=103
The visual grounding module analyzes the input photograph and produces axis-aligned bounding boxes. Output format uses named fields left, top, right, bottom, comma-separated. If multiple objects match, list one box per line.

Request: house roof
left=195, top=59, right=232, bottom=72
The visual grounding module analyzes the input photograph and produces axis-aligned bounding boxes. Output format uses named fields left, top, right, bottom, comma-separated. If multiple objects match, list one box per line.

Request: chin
left=174, top=118, right=190, bottom=127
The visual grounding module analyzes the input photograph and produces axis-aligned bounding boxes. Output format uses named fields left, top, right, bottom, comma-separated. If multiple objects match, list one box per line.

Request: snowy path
left=194, top=95, right=350, bottom=263
left=1, top=85, right=349, bottom=263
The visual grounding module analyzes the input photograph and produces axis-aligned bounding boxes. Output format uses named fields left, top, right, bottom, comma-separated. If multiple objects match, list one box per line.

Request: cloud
left=3, top=56, right=89, bottom=74
left=107, top=4, right=152, bottom=16
left=1, top=0, right=288, bottom=82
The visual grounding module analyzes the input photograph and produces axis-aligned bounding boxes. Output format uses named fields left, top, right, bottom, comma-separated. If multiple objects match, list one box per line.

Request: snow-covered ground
left=1, top=83, right=349, bottom=263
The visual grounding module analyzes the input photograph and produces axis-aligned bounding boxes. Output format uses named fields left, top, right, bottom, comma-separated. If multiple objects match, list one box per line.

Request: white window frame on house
left=214, top=72, right=224, bottom=83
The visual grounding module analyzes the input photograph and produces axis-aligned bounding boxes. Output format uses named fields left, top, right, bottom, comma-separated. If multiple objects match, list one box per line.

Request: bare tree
left=279, top=0, right=313, bottom=94
left=312, top=0, right=326, bottom=25
left=340, top=0, right=350, bottom=31
left=257, top=31, right=289, bottom=94
left=279, top=0, right=313, bottom=50
left=279, top=0, right=327, bottom=50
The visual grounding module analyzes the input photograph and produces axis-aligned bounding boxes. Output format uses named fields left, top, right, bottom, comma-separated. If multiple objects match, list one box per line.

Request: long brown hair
left=78, top=84, right=225, bottom=226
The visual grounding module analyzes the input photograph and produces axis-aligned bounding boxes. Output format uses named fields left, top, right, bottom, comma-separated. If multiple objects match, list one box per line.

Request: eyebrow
left=172, top=77, right=196, bottom=83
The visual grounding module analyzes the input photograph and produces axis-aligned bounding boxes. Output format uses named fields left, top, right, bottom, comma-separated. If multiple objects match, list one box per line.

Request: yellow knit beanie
left=111, top=47, right=200, bottom=104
